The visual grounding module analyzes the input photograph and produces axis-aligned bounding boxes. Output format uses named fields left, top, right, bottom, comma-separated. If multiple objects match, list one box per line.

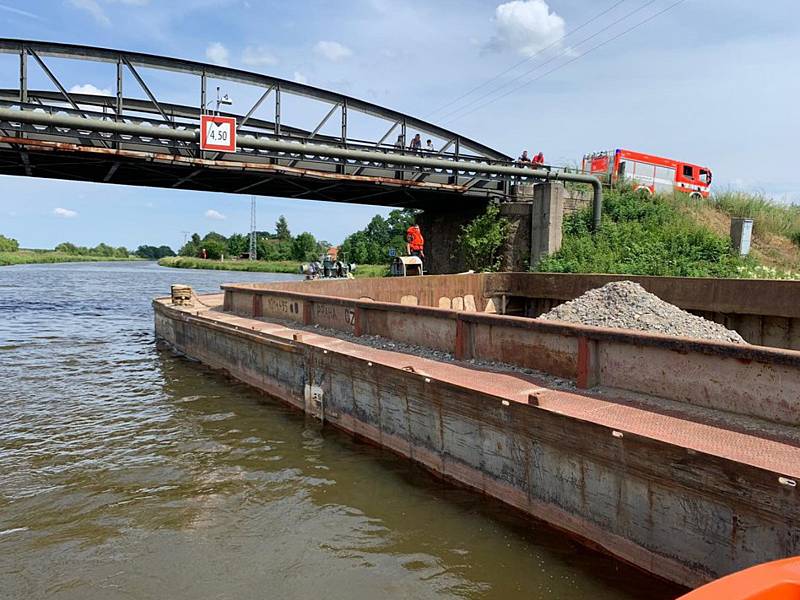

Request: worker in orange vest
left=406, top=223, right=425, bottom=260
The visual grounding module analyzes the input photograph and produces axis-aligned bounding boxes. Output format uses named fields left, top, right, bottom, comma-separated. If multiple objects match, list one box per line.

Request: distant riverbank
left=0, top=251, right=141, bottom=266
left=158, top=256, right=388, bottom=278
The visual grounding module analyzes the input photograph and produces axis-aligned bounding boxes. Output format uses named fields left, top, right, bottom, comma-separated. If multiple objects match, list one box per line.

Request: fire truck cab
left=582, top=149, right=712, bottom=199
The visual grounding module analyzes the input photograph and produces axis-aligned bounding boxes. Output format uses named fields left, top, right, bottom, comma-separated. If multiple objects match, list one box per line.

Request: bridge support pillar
left=418, top=183, right=573, bottom=274
left=417, top=205, right=484, bottom=275
left=529, top=182, right=564, bottom=269
left=498, top=182, right=565, bottom=271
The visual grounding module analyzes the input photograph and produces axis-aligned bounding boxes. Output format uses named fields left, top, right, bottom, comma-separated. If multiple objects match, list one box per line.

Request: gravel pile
left=538, top=280, right=746, bottom=344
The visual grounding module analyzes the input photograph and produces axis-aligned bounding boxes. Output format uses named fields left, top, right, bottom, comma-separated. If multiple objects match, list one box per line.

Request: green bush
left=454, top=203, right=509, bottom=272
left=537, top=188, right=752, bottom=277
left=0, top=234, right=19, bottom=252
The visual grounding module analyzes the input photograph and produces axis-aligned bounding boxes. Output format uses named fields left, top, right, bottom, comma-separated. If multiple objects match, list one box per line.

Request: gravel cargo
left=538, top=280, right=746, bottom=344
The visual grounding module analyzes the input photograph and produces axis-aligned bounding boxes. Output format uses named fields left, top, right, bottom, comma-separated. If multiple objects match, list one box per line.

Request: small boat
left=679, top=557, right=800, bottom=599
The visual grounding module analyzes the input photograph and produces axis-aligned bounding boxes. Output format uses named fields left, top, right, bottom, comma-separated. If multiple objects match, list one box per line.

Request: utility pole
left=249, top=195, right=257, bottom=261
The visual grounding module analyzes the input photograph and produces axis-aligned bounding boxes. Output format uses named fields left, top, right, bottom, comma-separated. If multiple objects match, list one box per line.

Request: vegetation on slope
left=537, top=187, right=765, bottom=278
left=712, top=191, right=800, bottom=245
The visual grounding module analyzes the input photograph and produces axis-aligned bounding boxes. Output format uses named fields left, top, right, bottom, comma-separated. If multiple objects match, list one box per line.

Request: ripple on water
left=0, top=262, right=682, bottom=600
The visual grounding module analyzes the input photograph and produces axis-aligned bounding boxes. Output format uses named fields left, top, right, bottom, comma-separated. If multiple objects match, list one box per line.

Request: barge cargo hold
left=153, top=272, right=800, bottom=589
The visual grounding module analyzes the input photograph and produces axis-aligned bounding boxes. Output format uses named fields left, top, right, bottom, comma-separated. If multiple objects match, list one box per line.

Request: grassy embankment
left=538, top=187, right=800, bottom=279
left=158, top=256, right=389, bottom=278
left=0, top=250, right=140, bottom=266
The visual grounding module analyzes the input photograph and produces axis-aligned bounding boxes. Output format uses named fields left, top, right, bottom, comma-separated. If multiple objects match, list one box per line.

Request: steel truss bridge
left=0, top=39, right=600, bottom=211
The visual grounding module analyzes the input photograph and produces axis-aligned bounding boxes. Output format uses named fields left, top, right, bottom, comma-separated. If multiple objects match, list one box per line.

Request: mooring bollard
left=170, top=284, right=193, bottom=306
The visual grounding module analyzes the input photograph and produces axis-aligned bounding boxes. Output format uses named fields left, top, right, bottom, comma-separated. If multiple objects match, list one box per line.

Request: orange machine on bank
left=582, top=148, right=713, bottom=198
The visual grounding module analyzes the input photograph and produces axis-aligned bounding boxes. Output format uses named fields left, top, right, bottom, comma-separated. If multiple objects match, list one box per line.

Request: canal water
left=0, top=261, right=683, bottom=599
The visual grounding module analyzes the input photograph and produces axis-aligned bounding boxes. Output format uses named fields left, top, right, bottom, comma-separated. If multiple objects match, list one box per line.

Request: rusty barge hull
left=153, top=273, right=800, bottom=589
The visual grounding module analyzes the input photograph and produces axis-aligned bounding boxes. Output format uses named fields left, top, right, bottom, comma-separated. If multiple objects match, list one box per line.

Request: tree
left=227, top=233, right=249, bottom=257
left=92, top=243, right=115, bottom=257
left=275, top=215, right=291, bottom=241
left=180, top=233, right=201, bottom=257
left=136, top=245, right=175, bottom=259
left=291, top=232, right=318, bottom=261
left=339, top=209, right=416, bottom=264
left=257, top=237, right=292, bottom=261
left=55, top=242, right=79, bottom=254
left=201, top=239, right=226, bottom=260
left=454, top=203, right=509, bottom=272
left=0, top=234, right=19, bottom=252
left=202, top=231, right=228, bottom=245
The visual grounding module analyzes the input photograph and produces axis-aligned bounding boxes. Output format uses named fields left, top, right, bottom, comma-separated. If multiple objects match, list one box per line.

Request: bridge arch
left=0, top=39, right=600, bottom=218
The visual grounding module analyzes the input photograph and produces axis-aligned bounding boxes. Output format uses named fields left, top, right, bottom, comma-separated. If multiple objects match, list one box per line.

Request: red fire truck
left=582, top=149, right=712, bottom=198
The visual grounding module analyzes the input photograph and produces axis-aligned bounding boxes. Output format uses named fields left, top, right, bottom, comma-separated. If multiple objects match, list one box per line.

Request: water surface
left=0, top=261, right=682, bottom=599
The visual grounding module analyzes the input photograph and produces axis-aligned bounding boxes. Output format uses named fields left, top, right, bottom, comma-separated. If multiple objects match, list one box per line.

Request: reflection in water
left=0, top=262, right=683, bottom=599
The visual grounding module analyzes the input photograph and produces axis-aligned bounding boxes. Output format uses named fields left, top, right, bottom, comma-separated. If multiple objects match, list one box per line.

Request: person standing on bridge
left=533, top=151, right=545, bottom=166
left=518, top=150, right=531, bottom=164
left=409, top=133, right=422, bottom=153
left=406, top=223, right=425, bottom=261
left=426, top=139, right=435, bottom=153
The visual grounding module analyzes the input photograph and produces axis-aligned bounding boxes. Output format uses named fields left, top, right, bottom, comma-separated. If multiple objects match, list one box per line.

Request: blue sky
left=0, top=0, right=798, bottom=250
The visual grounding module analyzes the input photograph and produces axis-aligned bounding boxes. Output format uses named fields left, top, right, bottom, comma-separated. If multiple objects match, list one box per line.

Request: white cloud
left=53, top=207, right=78, bottom=218
left=69, top=83, right=112, bottom=96
left=205, top=42, right=230, bottom=66
left=205, top=209, right=226, bottom=220
left=293, top=71, right=308, bottom=85
left=242, top=45, right=278, bottom=68
left=314, top=40, right=353, bottom=62
left=492, top=0, right=565, bottom=57
left=68, top=0, right=110, bottom=26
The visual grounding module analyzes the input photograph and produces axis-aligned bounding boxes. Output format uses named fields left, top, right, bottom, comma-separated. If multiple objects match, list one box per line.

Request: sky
left=0, top=0, right=798, bottom=250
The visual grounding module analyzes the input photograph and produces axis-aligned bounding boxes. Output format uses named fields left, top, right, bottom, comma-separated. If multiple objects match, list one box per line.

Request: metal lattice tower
left=249, top=195, right=257, bottom=261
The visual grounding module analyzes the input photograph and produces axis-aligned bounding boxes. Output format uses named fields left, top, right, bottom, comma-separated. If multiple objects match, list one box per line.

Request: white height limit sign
left=200, top=115, right=237, bottom=152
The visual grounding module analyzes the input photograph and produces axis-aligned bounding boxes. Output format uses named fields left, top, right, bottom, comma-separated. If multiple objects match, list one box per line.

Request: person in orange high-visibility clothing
left=405, top=224, right=425, bottom=260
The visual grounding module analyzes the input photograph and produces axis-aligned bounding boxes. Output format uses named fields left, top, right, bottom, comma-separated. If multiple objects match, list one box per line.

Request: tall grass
left=158, top=256, right=388, bottom=278
left=712, top=190, right=800, bottom=243
left=0, top=250, right=140, bottom=266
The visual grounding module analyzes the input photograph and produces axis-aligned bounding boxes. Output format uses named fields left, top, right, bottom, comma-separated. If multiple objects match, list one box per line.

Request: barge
left=153, top=272, right=800, bottom=589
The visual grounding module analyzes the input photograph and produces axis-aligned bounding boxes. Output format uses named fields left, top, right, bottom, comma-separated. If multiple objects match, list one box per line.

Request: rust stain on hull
left=153, top=285, right=800, bottom=589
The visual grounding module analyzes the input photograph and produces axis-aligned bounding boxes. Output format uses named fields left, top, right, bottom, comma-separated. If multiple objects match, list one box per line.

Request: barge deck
left=153, top=273, right=800, bottom=589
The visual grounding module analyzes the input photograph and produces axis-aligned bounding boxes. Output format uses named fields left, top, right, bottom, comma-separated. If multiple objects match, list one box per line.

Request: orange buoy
left=679, top=557, right=800, bottom=599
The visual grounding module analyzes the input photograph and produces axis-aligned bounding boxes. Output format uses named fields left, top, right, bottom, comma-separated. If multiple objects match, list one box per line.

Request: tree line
left=1, top=207, right=418, bottom=267
left=178, top=215, right=329, bottom=262
left=339, top=209, right=416, bottom=264
left=0, top=234, right=178, bottom=260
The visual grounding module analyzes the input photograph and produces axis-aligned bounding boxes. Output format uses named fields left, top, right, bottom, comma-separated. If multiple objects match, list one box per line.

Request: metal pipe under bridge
left=0, top=39, right=601, bottom=226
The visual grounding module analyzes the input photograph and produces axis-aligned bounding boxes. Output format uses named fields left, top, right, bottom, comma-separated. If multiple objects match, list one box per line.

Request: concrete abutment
left=418, top=182, right=589, bottom=274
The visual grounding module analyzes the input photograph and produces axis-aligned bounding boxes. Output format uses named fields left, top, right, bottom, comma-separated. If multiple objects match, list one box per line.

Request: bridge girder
left=0, top=38, right=601, bottom=219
